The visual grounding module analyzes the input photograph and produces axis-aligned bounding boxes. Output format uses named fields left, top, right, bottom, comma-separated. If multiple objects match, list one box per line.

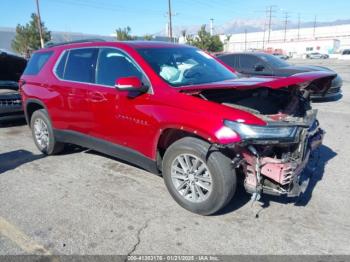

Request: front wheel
left=30, top=109, right=64, bottom=155
left=162, top=137, right=236, bottom=215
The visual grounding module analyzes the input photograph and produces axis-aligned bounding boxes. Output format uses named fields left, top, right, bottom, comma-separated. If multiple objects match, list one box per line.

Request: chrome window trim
left=52, top=46, right=153, bottom=94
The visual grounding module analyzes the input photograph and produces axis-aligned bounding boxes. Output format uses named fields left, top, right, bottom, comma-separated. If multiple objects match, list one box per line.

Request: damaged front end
left=0, top=50, right=27, bottom=121
left=186, top=73, right=334, bottom=199
left=221, top=88, right=326, bottom=199
left=227, top=113, right=324, bottom=198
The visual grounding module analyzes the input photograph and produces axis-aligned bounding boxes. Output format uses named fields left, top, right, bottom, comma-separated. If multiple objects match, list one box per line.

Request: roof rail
left=44, top=38, right=106, bottom=48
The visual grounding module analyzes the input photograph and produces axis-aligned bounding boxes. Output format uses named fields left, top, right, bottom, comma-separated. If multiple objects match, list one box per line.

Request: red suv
left=20, top=40, right=334, bottom=215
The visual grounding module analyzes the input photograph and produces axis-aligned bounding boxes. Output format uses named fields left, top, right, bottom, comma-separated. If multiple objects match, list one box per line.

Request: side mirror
left=254, top=64, right=265, bottom=72
left=115, top=76, right=148, bottom=92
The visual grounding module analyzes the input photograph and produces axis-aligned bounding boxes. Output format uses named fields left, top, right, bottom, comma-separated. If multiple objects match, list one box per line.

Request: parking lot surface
left=0, top=59, right=350, bottom=255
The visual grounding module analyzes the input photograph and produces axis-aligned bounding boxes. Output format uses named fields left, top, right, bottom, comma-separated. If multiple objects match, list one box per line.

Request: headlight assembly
left=224, top=120, right=298, bottom=141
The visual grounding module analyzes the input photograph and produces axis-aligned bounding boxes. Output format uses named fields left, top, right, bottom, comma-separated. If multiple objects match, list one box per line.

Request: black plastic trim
left=54, top=129, right=159, bottom=174
left=24, top=99, right=50, bottom=125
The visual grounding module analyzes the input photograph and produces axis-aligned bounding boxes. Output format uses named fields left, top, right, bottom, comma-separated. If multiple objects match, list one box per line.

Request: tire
left=162, top=137, right=236, bottom=215
left=30, top=109, right=64, bottom=155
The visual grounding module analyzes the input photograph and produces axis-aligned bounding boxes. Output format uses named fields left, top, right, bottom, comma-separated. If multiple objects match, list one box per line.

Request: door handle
left=88, top=91, right=106, bottom=102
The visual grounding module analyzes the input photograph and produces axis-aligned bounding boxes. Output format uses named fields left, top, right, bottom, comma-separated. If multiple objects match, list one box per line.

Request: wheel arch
left=157, top=128, right=213, bottom=155
left=25, top=99, right=50, bottom=126
left=155, top=127, right=216, bottom=171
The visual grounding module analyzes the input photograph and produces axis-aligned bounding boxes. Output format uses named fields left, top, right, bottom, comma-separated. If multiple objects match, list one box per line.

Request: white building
left=220, top=24, right=350, bottom=57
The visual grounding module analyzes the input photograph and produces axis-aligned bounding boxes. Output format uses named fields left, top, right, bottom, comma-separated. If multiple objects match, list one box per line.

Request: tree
left=11, top=13, right=51, bottom=55
left=116, top=26, right=136, bottom=41
left=143, top=34, right=153, bottom=41
left=187, top=25, right=223, bottom=52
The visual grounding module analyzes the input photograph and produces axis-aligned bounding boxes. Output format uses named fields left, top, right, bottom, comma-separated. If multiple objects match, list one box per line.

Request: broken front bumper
left=240, top=120, right=324, bottom=197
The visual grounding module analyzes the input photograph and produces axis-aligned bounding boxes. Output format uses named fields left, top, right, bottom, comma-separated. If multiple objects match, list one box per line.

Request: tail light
left=18, top=79, right=26, bottom=93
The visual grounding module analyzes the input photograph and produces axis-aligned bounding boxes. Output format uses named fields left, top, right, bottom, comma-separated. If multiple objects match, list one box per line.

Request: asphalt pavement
left=0, top=59, right=349, bottom=256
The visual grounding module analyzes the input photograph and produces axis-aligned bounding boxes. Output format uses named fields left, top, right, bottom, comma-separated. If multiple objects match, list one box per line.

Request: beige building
left=220, top=24, right=350, bottom=57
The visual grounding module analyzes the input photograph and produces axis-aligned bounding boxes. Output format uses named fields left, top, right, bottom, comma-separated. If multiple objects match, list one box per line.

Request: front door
left=91, top=47, right=155, bottom=153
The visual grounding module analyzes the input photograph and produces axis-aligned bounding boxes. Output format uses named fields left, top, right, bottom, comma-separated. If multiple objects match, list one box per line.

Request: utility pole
left=267, top=6, right=276, bottom=43
left=313, top=15, right=317, bottom=38
left=283, top=12, right=289, bottom=42
left=244, top=29, right=247, bottom=51
left=262, top=8, right=268, bottom=50
left=297, top=14, right=301, bottom=40
left=35, top=0, right=44, bottom=48
left=210, top=18, right=214, bottom=36
left=168, top=0, right=173, bottom=42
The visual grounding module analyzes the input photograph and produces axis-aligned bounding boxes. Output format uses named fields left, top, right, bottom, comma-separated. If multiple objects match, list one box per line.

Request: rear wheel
left=162, top=137, right=236, bottom=215
left=30, top=109, right=64, bottom=155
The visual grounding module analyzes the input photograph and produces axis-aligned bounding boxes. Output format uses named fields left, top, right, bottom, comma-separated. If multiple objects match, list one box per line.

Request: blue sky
left=1, top=0, right=350, bottom=36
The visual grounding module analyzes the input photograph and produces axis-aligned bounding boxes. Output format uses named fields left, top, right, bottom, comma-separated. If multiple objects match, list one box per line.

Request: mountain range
left=158, top=18, right=350, bottom=36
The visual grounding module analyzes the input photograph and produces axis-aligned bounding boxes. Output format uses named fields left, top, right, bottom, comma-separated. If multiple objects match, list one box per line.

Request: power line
left=35, top=0, right=44, bottom=48
left=262, top=9, right=268, bottom=50
left=283, top=12, right=290, bottom=42
left=168, top=0, right=173, bottom=41
left=297, top=14, right=301, bottom=40
left=47, top=0, right=164, bottom=15
left=266, top=5, right=277, bottom=43
left=210, top=18, right=214, bottom=36
left=189, top=0, right=219, bottom=9
left=313, top=15, right=317, bottom=38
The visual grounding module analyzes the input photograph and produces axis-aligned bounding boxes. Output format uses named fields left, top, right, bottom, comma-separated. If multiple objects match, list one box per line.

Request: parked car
left=0, top=50, right=27, bottom=122
left=272, top=53, right=289, bottom=60
left=306, top=52, right=329, bottom=59
left=21, top=40, right=335, bottom=215
left=338, top=49, right=350, bottom=60
left=217, top=52, right=342, bottom=100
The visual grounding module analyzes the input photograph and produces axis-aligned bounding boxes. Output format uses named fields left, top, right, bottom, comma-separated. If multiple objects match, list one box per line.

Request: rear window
left=23, top=51, right=53, bottom=75
left=63, top=48, right=98, bottom=83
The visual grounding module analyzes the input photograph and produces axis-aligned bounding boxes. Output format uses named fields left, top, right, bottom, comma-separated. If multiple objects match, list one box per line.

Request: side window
left=232, top=55, right=239, bottom=68
left=23, top=51, right=53, bottom=75
left=219, top=55, right=238, bottom=69
left=239, top=55, right=261, bottom=69
left=55, top=51, right=68, bottom=79
left=64, top=48, right=98, bottom=83
left=96, top=48, right=144, bottom=86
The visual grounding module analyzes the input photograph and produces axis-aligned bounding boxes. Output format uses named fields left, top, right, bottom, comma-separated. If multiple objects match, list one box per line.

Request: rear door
left=52, top=48, right=99, bottom=134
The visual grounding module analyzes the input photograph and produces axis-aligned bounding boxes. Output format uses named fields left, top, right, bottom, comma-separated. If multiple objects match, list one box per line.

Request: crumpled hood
left=178, top=71, right=336, bottom=94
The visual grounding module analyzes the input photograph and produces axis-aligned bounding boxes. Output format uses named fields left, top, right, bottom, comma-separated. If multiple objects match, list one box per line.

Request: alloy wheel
left=33, top=118, right=50, bottom=150
left=171, top=154, right=212, bottom=203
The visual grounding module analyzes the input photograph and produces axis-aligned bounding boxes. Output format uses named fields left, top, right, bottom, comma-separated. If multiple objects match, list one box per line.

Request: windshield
left=137, top=47, right=237, bottom=87
left=257, top=54, right=290, bottom=68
